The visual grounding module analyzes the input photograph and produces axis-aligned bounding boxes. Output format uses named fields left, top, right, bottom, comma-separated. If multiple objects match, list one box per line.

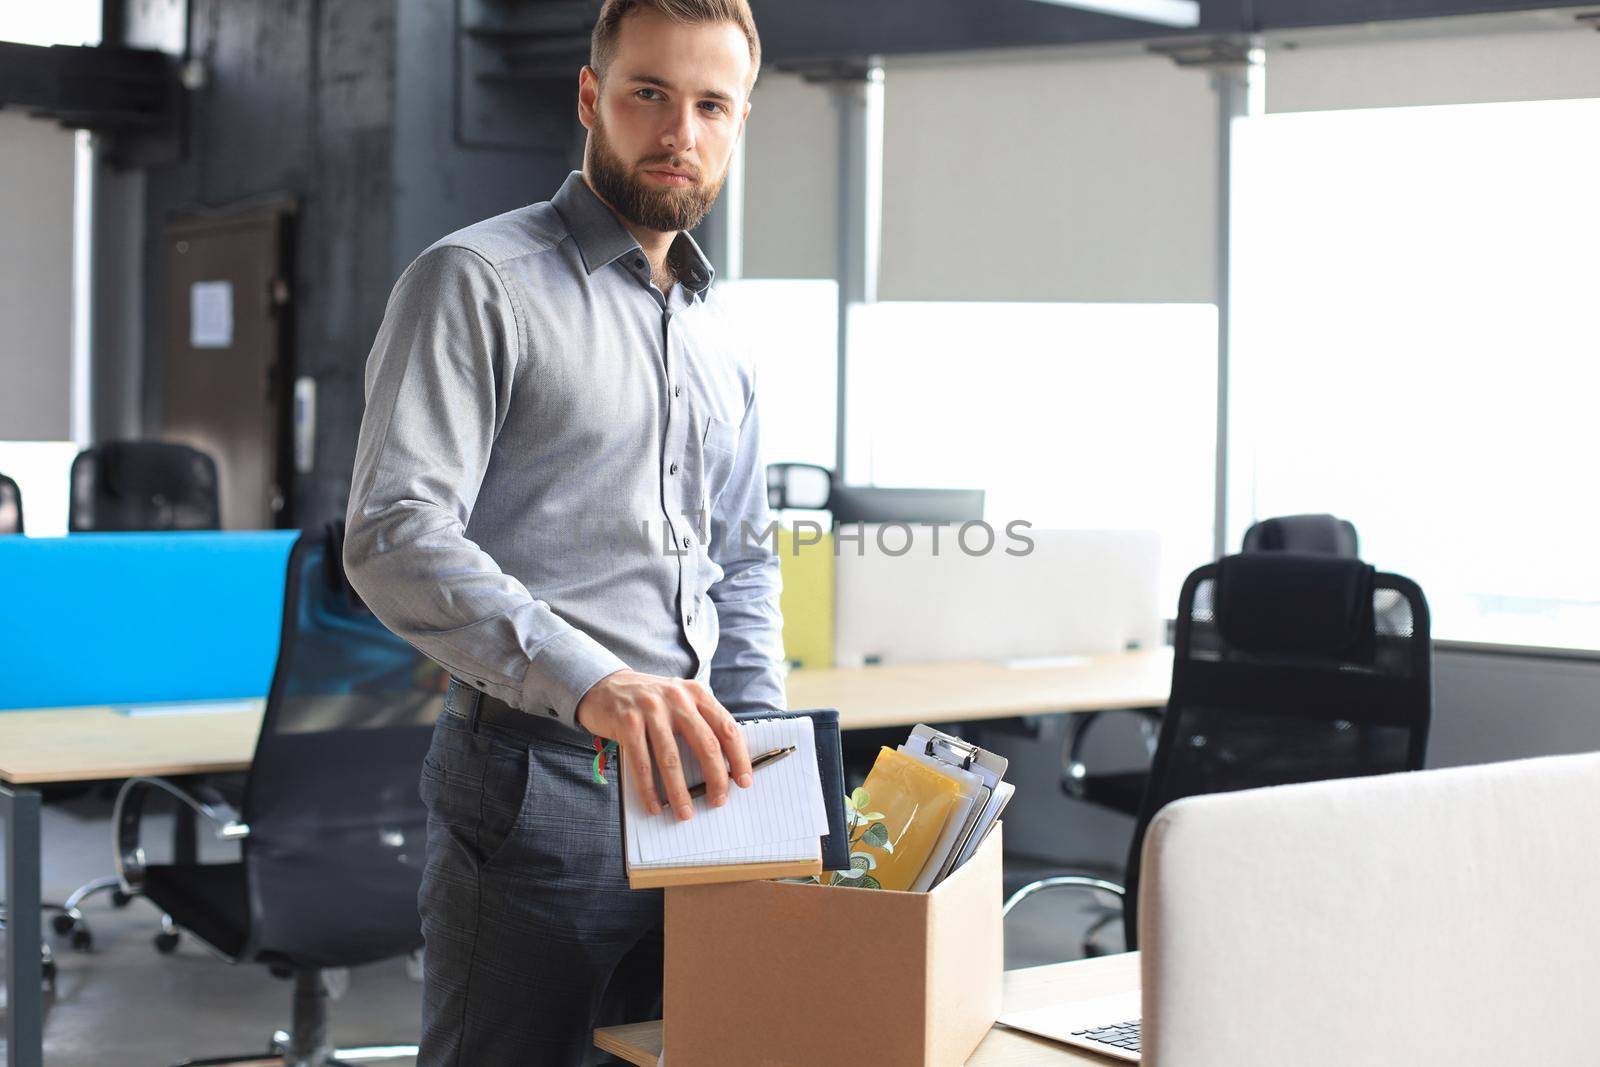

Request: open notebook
left=620, top=715, right=830, bottom=889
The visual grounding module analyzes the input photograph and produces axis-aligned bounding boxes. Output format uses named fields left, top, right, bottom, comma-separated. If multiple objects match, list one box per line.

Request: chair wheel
left=51, top=913, right=76, bottom=936
left=71, top=927, right=93, bottom=951
left=111, top=889, right=134, bottom=907
left=154, top=930, right=180, bottom=954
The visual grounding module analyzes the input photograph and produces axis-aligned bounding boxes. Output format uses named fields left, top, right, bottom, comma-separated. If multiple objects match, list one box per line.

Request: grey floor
left=3, top=793, right=1119, bottom=1066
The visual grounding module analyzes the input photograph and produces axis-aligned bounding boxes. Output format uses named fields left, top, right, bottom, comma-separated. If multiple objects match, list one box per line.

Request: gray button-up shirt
left=344, top=171, right=786, bottom=731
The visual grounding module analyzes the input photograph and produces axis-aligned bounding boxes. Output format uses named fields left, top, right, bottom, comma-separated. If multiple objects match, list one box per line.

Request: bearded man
left=343, top=2, right=782, bottom=1063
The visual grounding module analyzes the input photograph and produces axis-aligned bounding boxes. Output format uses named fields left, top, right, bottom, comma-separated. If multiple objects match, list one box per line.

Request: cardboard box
left=663, top=824, right=1004, bottom=1066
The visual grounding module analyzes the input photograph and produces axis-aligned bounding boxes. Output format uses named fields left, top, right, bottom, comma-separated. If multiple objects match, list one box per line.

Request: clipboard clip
left=925, top=733, right=979, bottom=771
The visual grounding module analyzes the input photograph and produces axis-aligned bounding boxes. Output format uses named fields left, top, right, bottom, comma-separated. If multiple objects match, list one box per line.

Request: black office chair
left=114, top=525, right=445, bottom=1066
left=1006, top=552, right=1431, bottom=954
left=1060, top=514, right=1364, bottom=826
left=1241, top=512, right=1359, bottom=556
left=766, top=461, right=833, bottom=512
left=0, top=471, right=22, bottom=533
left=764, top=461, right=987, bottom=526
left=51, top=440, right=225, bottom=949
left=69, top=439, right=221, bottom=531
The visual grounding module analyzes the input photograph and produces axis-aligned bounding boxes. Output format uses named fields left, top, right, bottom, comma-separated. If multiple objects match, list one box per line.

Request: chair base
left=171, top=970, right=417, bottom=1067
left=175, top=1049, right=415, bottom=1067
left=0, top=909, right=58, bottom=989
left=52, top=873, right=133, bottom=950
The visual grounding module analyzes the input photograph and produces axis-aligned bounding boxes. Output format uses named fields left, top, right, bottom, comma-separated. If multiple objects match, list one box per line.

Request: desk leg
left=3, top=783, right=44, bottom=1067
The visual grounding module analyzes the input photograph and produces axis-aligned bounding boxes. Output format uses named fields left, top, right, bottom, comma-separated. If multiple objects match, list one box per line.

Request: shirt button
left=669, top=462, right=679, bottom=475
left=686, top=613, right=695, bottom=626
left=673, top=385, right=682, bottom=398
left=634, top=257, right=646, bottom=270
left=681, top=536, right=692, bottom=549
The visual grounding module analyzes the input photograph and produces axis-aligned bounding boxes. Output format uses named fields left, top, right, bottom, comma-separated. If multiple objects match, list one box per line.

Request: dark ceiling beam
left=0, top=41, right=176, bottom=133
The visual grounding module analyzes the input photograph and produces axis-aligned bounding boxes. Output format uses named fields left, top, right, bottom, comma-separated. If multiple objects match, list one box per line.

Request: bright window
left=0, top=442, right=80, bottom=537
left=0, top=2, right=100, bottom=46
left=715, top=279, right=838, bottom=470
left=1230, top=97, right=1600, bottom=648
left=847, top=301, right=1218, bottom=606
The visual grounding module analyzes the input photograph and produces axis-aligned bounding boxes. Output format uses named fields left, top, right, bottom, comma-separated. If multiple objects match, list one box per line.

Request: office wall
left=741, top=72, right=839, bottom=279
left=91, top=156, right=146, bottom=443
left=878, top=50, right=1217, bottom=303
left=1431, top=651, right=1600, bottom=767
left=131, top=0, right=396, bottom=528
left=0, top=113, right=76, bottom=442
left=390, top=1, right=578, bottom=278
left=1267, top=21, right=1600, bottom=113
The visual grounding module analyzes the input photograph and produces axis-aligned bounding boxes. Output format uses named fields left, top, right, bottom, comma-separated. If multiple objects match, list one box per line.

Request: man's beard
left=587, top=112, right=725, bottom=234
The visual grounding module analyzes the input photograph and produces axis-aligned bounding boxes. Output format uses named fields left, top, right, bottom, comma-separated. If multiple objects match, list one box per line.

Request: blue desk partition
left=0, top=530, right=298, bottom=710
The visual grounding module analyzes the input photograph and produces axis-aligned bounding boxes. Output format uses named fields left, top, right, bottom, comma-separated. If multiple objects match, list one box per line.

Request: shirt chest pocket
left=699, top=415, right=742, bottom=507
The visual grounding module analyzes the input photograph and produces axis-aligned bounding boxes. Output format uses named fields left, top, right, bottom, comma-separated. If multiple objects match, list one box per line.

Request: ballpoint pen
left=687, top=744, right=795, bottom=799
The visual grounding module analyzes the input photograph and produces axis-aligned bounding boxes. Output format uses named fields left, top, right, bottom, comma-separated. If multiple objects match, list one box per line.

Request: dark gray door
left=160, top=204, right=293, bottom=530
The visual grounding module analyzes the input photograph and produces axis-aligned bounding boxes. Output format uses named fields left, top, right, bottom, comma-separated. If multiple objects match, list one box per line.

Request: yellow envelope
left=855, top=747, right=962, bottom=891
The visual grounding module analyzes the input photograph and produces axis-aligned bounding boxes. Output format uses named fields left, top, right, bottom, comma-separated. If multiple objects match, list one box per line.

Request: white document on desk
left=115, top=699, right=261, bottom=717
left=623, top=715, right=829, bottom=869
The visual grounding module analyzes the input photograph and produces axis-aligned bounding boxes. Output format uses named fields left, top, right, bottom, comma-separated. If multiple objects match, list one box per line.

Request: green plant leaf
left=849, top=851, right=877, bottom=872
left=851, top=787, right=870, bottom=809
left=858, top=875, right=882, bottom=890
left=832, top=857, right=870, bottom=883
left=860, top=811, right=885, bottom=822
left=862, top=822, right=890, bottom=850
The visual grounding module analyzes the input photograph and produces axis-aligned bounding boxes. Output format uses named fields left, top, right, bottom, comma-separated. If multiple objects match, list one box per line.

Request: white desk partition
left=832, top=526, right=1163, bottom=668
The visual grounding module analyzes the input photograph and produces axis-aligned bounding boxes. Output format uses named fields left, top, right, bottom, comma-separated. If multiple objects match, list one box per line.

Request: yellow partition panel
left=776, top=525, right=834, bottom=670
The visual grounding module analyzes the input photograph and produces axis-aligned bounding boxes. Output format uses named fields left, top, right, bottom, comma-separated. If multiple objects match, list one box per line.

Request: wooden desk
left=0, top=653, right=1166, bottom=1067
left=0, top=647, right=1173, bottom=782
left=0, top=700, right=264, bottom=1067
left=785, top=648, right=1172, bottom=731
left=594, top=952, right=1142, bottom=1066
left=0, top=701, right=264, bottom=786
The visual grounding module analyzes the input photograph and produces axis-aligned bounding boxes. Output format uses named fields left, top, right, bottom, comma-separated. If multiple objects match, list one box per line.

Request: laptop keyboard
left=1073, top=1018, right=1141, bottom=1053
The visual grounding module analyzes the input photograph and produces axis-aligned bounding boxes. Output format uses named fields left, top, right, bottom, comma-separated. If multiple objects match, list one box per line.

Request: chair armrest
left=1061, top=708, right=1164, bottom=799
left=114, top=776, right=250, bottom=892
left=1003, top=875, right=1127, bottom=917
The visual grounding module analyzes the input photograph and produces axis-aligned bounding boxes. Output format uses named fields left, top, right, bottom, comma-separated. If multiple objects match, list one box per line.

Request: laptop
left=1001, top=751, right=1600, bottom=1065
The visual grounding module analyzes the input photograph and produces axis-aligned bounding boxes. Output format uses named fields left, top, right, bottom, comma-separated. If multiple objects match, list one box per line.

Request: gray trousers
left=416, top=709, right=664, bottom=1066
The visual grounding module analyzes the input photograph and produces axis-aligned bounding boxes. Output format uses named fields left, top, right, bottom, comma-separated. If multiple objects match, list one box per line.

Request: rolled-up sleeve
left=343, top=245, right=626, bottom=729
left=706, top=379, right=787, bottom=716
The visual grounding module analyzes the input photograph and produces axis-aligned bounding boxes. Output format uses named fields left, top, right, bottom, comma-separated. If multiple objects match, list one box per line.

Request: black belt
left=442, top=677, right=593, bottom=751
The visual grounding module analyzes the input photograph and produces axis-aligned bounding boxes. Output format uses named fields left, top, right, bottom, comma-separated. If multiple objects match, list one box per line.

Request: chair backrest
left=1122, top=552, right=1431, bottom=945
left=1138, top=751, right=1600, bottom=1066
left=240, top=524, right=447, bottom=968
left=1241, top=513, right=1359, bottom=557
left=69, top=440, right=221, bottom=531
left=0, top=472, right=21, bottom=534
left=829, top=484, right=986, bottom=526
left=766, top=462, right=834, bottom=511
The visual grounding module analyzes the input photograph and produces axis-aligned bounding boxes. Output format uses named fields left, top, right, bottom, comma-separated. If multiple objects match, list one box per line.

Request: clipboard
left=901, top=724, right=1009, bottom=887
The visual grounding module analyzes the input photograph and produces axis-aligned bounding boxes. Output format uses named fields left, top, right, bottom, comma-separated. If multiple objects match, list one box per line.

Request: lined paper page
left=624, top=716, right=828, bottom=869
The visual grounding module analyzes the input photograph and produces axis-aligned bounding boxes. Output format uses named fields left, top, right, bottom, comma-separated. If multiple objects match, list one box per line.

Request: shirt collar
left=551, top=170, right=716, bottom=302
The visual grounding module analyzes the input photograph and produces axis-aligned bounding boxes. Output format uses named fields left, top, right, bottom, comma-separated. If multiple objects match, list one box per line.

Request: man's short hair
left=590, top=0, right=761, bottom=91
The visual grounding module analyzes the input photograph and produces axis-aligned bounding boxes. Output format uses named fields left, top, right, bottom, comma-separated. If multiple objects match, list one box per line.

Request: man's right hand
left=576, top=670, right=753, bottom=822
